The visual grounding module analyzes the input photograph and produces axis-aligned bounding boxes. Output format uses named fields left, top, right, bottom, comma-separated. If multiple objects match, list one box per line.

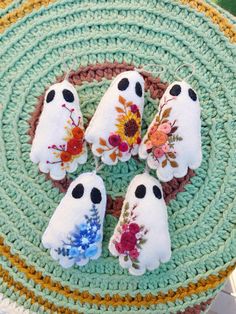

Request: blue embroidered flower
left=69, top=247, right=80, bottom=258
left=56, top=205, right=102, bottom=261
left=85, top=245, right=99, bottom=258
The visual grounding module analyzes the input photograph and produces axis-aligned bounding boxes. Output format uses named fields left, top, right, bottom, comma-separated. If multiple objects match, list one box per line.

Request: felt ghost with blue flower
left=42, top=172, right=107, bottom=268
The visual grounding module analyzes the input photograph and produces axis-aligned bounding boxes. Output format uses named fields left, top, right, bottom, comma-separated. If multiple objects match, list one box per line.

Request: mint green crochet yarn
left=0, top=0, right=236, bottom=313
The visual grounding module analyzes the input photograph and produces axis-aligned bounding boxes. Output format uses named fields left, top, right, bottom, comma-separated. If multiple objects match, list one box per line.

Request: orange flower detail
left=60, top=151, right=72, bottom=162
left=150, top=130, right=168, bottom=147
left=72, top=127, right=84, bottom=140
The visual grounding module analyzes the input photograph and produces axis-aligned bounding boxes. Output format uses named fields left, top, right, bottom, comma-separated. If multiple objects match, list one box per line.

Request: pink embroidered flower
left=149, top=125, right=158, bottom=135
left=129, top=223, right=140, bottom=234
left=120, top=232, right=137, bottom=251
left=129, top=248, right=139, bottom=259
left=130, top=104, right=139, bottom=113
left=118, top=141, right=129, bottom=152
left=108, top=134, right=121, bottom=147
left=162, top=143, right=170, bottom=153
left=115, top=242, right=124, bottom=254
left=146, top=140, right=153, bottom=150
left=158, top=122, right=172, bottom=134
left=154, top=147, right=164, bottom=158
left=122, top=224, right=129, bottom=231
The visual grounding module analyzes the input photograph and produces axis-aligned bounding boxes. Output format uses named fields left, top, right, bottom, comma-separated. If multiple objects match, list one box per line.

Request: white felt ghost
left=109, top=172, right=171, bottom=276
left=30, top=80, right=87, bottom=180
left=139, top=81, right=202, bottom=182
left=42, top=172, right=107, bottom=268
left=85, top=71, right=144, bottom=165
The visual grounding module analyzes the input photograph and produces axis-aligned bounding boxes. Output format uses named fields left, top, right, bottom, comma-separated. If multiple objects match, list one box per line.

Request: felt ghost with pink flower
left=139, top=81, right=202, bottom=182
left=109, top=172, right=171, bottom=276
left=30, top=79, right=87, bottom=180
left=85, top=71, right=144, bottom=165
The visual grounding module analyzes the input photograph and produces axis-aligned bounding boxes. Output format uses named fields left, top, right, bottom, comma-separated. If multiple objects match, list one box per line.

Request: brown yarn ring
left=28, top=61, right=195, bottom=217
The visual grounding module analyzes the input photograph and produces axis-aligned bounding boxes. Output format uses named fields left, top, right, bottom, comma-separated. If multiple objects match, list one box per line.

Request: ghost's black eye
left=188, top=88, right=197, bottom=101
left=72, top=183, right=84, bottom=199
left=91, top=188, right=102, bottom=204
left=46, top=90, right=55, bottom=103
left=169, top=84, right=181, bottom=96
left=118, top=78, right=129, bottom=91
left=153, top=185, right=162, bottom=199
left=135, top=184, right=146, bottom=199
left=62, top=89, right=74, bottom=102
left=135, top=82, right=143, bottom=97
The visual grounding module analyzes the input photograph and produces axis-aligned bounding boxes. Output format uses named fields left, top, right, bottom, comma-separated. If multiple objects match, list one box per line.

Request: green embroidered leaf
left=170, top=160, right=178, bottom=168
left=132, top=263, right=140, bottom=269
left=168, top=135, right=183, bottom=143
left=162, top=108, right=171, bottom=119
left=155, top=116, right=160, bottom=122
left=162, top=159, right=167, bottom=168
left=124, top=202, right=129, bottom=211
left=124, top=255, right=129, bottom=262
left=139, top=239, right=147, bottom=245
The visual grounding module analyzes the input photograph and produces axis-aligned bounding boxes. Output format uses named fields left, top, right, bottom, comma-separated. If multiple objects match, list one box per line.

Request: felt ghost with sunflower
left=109, top=172, right=171, bottom=276
left=85, top=71, right=144, bottom=165
left=30, top=79, right=87, bottom=180
left=139, top=81, right=202, bottom=182
left=42, top=172, right=107, bottom=268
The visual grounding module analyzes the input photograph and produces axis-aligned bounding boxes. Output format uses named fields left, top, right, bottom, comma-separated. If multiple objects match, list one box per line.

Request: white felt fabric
left=109, top=172, right=171, bottom=276
left=30, top=80, right=87, bottom=180
left=85, top=71, right=144, bottom=165
left=42, top=172, right=107, bottom=268
left=139, top=81, right=202, bottom=182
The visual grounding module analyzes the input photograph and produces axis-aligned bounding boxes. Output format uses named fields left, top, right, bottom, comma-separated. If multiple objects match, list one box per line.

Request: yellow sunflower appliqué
left=97, top=95, right=142, bottom=162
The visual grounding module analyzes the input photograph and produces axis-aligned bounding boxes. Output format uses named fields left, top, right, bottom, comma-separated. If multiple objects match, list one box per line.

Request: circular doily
left=0, top=1, right=235, bottom=313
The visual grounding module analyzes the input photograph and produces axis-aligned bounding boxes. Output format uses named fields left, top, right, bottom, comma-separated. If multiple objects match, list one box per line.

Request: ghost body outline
left=42, top=172, right=107, bottom=268
left=139, top=81, right=202, bottom=182
left=109, top=173, right=171, bottom=276
left=30, top=80, right=87, bottom=180
left=85, top=70, right=145, bottom=165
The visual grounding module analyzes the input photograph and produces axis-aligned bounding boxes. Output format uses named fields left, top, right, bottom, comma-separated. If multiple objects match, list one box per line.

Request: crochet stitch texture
left=0, top=0, right=235, bottom=313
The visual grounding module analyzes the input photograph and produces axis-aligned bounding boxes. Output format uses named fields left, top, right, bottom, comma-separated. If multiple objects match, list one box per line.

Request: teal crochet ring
left=0, top=0, right=235, bottom=313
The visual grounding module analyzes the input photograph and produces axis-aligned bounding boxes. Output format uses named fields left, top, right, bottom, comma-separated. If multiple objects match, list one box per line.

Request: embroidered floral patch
left=47, top=104, right=85, bottom=170
left=112, top=202, right=148, bottom=270
left=96, top=96, right=142, bottom=162
left=56, top=204, right=101, bottom=261
left=144, top=96, right=183, bottom=168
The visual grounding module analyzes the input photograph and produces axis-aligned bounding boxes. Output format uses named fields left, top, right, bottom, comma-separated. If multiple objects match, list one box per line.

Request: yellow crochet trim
left=180, top=0, right=236, bottom=43
left=0, top=0, right=235, bottom=43
left=0, top=0, right=55, bottom=33
left=0, top=237, right=235, bottom=308
left=0, top=0, right=14, bottom=10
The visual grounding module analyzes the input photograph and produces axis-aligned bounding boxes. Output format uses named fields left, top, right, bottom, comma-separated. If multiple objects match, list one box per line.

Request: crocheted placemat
left=0, top=0, right=235, bottom=313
